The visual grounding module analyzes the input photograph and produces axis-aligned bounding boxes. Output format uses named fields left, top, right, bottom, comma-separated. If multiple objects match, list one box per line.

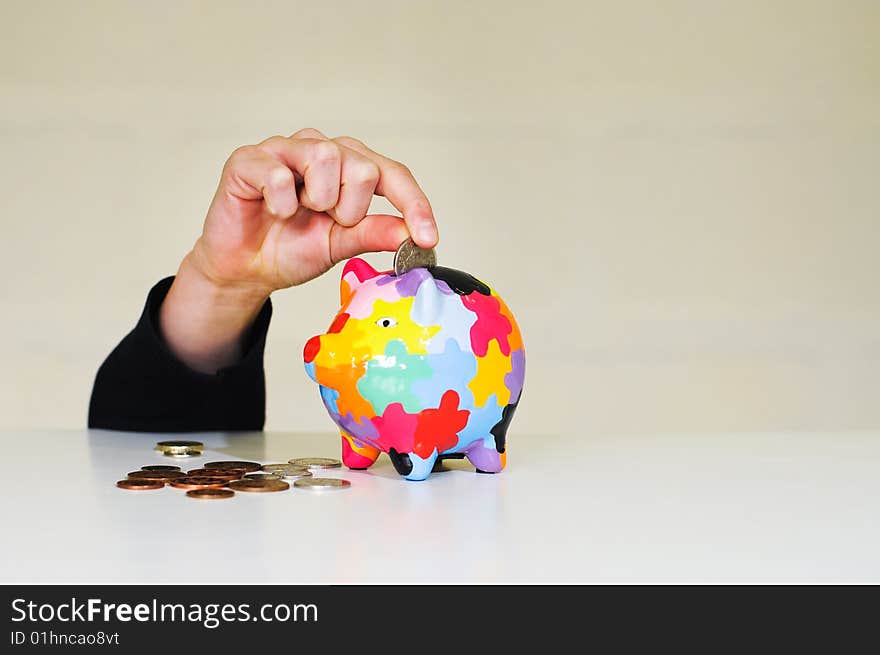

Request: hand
left=193, top=127, right=438, bottom=293
left=159, top=128, right=438, bottom=373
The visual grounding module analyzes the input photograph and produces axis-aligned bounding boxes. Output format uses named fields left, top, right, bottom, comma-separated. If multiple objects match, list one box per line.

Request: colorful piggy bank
left=303, top=258, right=525, bottom=481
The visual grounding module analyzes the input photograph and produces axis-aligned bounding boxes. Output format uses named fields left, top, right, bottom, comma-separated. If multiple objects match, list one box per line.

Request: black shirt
left=88, top=277, right=272, bottom=432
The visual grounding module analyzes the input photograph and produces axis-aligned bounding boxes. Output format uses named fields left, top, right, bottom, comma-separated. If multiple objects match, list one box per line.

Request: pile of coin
left=115, top=446, right=352, bottom=498
left=155, top=440, right=203, bottom=458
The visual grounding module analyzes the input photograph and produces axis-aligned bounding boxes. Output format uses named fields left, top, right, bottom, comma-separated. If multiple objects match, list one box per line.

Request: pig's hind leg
left=341, top=432, right=380, bottom=470
left=465, top=438, right=506, bottom=474
left=466, top=400, right=517, bottom=473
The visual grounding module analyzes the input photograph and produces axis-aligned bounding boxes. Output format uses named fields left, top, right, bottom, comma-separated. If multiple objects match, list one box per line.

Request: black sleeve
left=88, top=277, right=272, bottom=432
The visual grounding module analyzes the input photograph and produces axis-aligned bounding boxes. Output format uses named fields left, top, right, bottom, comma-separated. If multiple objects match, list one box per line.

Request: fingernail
left=416, top=223, right=437, bottom=247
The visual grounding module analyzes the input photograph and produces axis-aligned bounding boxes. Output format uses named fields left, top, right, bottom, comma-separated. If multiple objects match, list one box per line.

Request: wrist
left=180, top=250, right=270, bottom=315
left=158, top=251, right=271, bottom=374
left=185, top=240, right=274, bottom=308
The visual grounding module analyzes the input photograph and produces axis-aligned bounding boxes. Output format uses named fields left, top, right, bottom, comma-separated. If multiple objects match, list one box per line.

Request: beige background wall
left=1, top=1, right=877, bottom=436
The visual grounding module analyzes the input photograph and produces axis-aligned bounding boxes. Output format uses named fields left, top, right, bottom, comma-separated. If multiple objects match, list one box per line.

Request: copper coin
left=117, top=479, right=164, bottom=490
left=170, top=477, right=229, bottom=490
left=244, top=472, right=282, bottom=481
left=228, top=479, right=290, bottom=493
left=187, top=488, right=234, bottom=500
left=141, top=465, right=181, bottom=472
left=205, top=461, right=262, bottom=472
left=187, top=469, right=245, bottom=481
left=128, top=470, right=187, bottom=482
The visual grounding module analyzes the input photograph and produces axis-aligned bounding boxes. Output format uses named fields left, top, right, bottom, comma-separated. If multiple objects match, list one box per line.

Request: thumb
left=329, top=214, right=413, bottom=264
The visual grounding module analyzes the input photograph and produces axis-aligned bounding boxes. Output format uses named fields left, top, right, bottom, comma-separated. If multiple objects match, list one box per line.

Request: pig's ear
left=340, top=258, right=379, bottom=304
left=411, top=276, right=443, bottom=325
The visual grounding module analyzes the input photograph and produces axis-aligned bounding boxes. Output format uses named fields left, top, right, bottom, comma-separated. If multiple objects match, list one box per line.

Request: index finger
left=333, top=136, right=438, bottom=248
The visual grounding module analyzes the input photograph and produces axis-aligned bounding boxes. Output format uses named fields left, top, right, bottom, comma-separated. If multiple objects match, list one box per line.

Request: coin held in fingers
left=393, top=238, right=436, bottom=276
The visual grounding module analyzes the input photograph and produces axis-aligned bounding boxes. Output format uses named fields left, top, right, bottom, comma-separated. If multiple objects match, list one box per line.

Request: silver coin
left=293, top=477, right=351, bottom=491
left=393, top=238, right=436, bottom=276
left=265, top=463, right=313, bottom=478
left=244, top=472, right=283, bottom=481
left=278, top=468, right=313, bottom=481
left=289, top=457, right=342, bottom=469
left=262, top=463, right=296, bottom=473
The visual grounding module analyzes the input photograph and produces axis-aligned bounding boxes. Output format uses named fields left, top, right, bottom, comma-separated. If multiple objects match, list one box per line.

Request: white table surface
left=1, top=429, right=878, bottom=584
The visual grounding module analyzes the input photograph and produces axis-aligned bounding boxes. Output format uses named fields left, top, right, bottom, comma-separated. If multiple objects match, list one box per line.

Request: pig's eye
left=376, top=317, right=397, bottom=328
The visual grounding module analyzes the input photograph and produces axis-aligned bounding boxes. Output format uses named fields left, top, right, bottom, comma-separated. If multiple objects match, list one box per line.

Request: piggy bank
left=303, top=258, right=525, bottom=481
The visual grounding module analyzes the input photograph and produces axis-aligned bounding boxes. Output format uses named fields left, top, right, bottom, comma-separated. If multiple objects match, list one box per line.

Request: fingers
left=222, top=146, right=298, bottom=218
left=258, top=136, right=342, bottom=212
left=328, top=149, right=380, bottom=227
left=257, top=134, right=382, bottom=228
left=288, top=129, right=380, bottom=227
left=290, top=127, right=329, bottom=140
left=333, top=136, right=438, bottom=248
left=328, top=214, right=410, bottom=264
left=224, top=131, right=438, bottom=253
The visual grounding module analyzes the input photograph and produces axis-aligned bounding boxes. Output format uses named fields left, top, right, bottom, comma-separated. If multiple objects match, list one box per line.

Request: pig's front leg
left=340, top=432, right=380, bottom=470
left=387, top=447, right=438, bottom=481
